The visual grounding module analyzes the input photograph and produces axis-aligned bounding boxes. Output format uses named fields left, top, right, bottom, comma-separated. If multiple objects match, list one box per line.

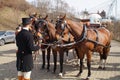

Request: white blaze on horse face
left=64, top=20, right=67, bottom=24
left=61, top=24, right=64, bottom=28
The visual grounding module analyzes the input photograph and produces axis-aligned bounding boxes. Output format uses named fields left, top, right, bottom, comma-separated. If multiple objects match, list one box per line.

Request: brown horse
left=35, top=15, right=79, bottom=76
left=28, top=14, right=42, bottom=61
left=55, top=15, right=112, bottom=79
left=28, top=15, right=54, bottom=71
left=35, top=15, right=58, bottom=72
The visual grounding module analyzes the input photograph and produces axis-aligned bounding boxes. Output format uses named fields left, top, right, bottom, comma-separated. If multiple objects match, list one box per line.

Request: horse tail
left=103, top=33, right=111, bottom=60
left=103, top=45, right=110, bottom=59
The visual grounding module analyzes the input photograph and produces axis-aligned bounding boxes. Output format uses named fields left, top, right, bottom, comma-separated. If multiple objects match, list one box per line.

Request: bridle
left=36, top=19, right=49, bottom=39
left=56, top=19, right=67, bottom=37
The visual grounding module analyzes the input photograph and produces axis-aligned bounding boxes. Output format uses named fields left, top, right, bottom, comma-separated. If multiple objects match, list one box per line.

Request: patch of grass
left=0, top=7, right=28, bottom=30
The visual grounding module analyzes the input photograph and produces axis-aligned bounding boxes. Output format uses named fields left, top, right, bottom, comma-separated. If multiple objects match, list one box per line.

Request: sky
left=64, top=0, right=109, bottom=11
left=64, top=0, right=120, bottom=14
left=26, top=0, right=120, bottom=18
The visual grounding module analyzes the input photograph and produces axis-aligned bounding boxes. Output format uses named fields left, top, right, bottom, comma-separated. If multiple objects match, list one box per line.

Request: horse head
left=55, top=14, right=69, bottom=37
left=35, top=15, right=52, bottom=40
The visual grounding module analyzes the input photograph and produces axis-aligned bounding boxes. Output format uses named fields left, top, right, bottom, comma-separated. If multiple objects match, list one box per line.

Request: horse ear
left=62, top=14, right=66, bottom=20
left=44, top=15, right=48, bottom=20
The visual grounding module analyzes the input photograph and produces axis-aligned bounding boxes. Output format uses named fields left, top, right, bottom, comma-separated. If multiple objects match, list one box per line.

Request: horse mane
left=67, top=18, right=83, bottom=28
left=65, top=19, right=83, bottom=38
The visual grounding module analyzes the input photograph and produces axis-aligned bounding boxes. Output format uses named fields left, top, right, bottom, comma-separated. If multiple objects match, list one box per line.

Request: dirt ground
left=0, top=40, right=120, bottom=80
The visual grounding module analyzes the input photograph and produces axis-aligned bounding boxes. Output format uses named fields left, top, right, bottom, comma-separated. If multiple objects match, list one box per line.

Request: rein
left=39, top=24, right=87, bottom=48
left=38, top=19, right=111, bottom=49
left=56, top=24, right=87, bottom=47
left=40, top=37, right=63, bottom=46
left=38, top=24, right=87, bottom=48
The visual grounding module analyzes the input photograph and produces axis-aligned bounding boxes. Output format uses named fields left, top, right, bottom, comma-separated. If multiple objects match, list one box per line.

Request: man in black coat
left=16, top=18, right=40, bottom=80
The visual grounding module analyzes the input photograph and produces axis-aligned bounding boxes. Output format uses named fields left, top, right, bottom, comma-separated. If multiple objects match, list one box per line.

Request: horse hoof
left=65, top=59, right=69, bottom=63
left=84, top=77, right=90, bottom=80
left=58, top=73, right=63, bottom=78
left=74, top=63, right=80, bottom=67
left=98, top=66, right=102, bottom=69
left=103, top=67, right=106, bottom=70
left=84, top=78, right=89, bottom=80
left=75, top=72, right=81, bottom=77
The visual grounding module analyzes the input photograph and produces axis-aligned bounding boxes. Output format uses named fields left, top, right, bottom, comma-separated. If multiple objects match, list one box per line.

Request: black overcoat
left=16, top=29, right=40, bottom=72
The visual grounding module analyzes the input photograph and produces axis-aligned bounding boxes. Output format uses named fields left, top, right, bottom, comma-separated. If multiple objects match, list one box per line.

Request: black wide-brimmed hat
left=22, top=18, right=31, bottom=26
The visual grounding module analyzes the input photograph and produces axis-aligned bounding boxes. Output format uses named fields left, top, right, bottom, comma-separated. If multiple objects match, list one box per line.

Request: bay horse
left=29, top=14, right=53, bottom=71
left=28, top=14, right=42, bottom=61
left=35, top=15, right=79, bottom=75
left=35, top=15, right=58, bottom=72
left=55, top=15, right=112, bottom=79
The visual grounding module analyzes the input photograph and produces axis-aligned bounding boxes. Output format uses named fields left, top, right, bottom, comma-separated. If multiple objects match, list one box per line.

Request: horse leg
left=103, top=60, right=107, bottom=70
left=76, top=58, right=84, bottom=77
left=41, top=50, right=46, bottom=69
left=59, top=50, right=64, bottom=77
left=47, top=47, right=51, bottom=71
left=74, top=48, right=80, bottom=66
left=99, top=53, right=107, bottom=70
left=98, top=46, right=110, bottom=70
left=98, top=53, right=103, bottom=69
left=52, top=49, right=57, bottom=73
left=65, top=50, right=69, bottom=62
left=76, top=50, right=84, bottom=77
left=86, top=51, right=92, bottom=79
left=102, top=47, right=110, bottom=70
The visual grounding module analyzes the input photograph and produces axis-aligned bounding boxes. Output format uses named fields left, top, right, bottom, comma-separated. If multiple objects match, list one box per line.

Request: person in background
left=16, top=18, right=41, bottom=80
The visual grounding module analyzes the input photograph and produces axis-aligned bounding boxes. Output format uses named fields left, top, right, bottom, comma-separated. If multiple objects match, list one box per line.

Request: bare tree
left=37, top=0, right=50, bottom=15
left=80, top=9, right=89, bottom=19
left=31, top=0, right=76, bottom=20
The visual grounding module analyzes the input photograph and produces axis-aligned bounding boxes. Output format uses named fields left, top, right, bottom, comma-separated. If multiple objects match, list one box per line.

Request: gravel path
left=0, top=40, right=120, bottom=80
